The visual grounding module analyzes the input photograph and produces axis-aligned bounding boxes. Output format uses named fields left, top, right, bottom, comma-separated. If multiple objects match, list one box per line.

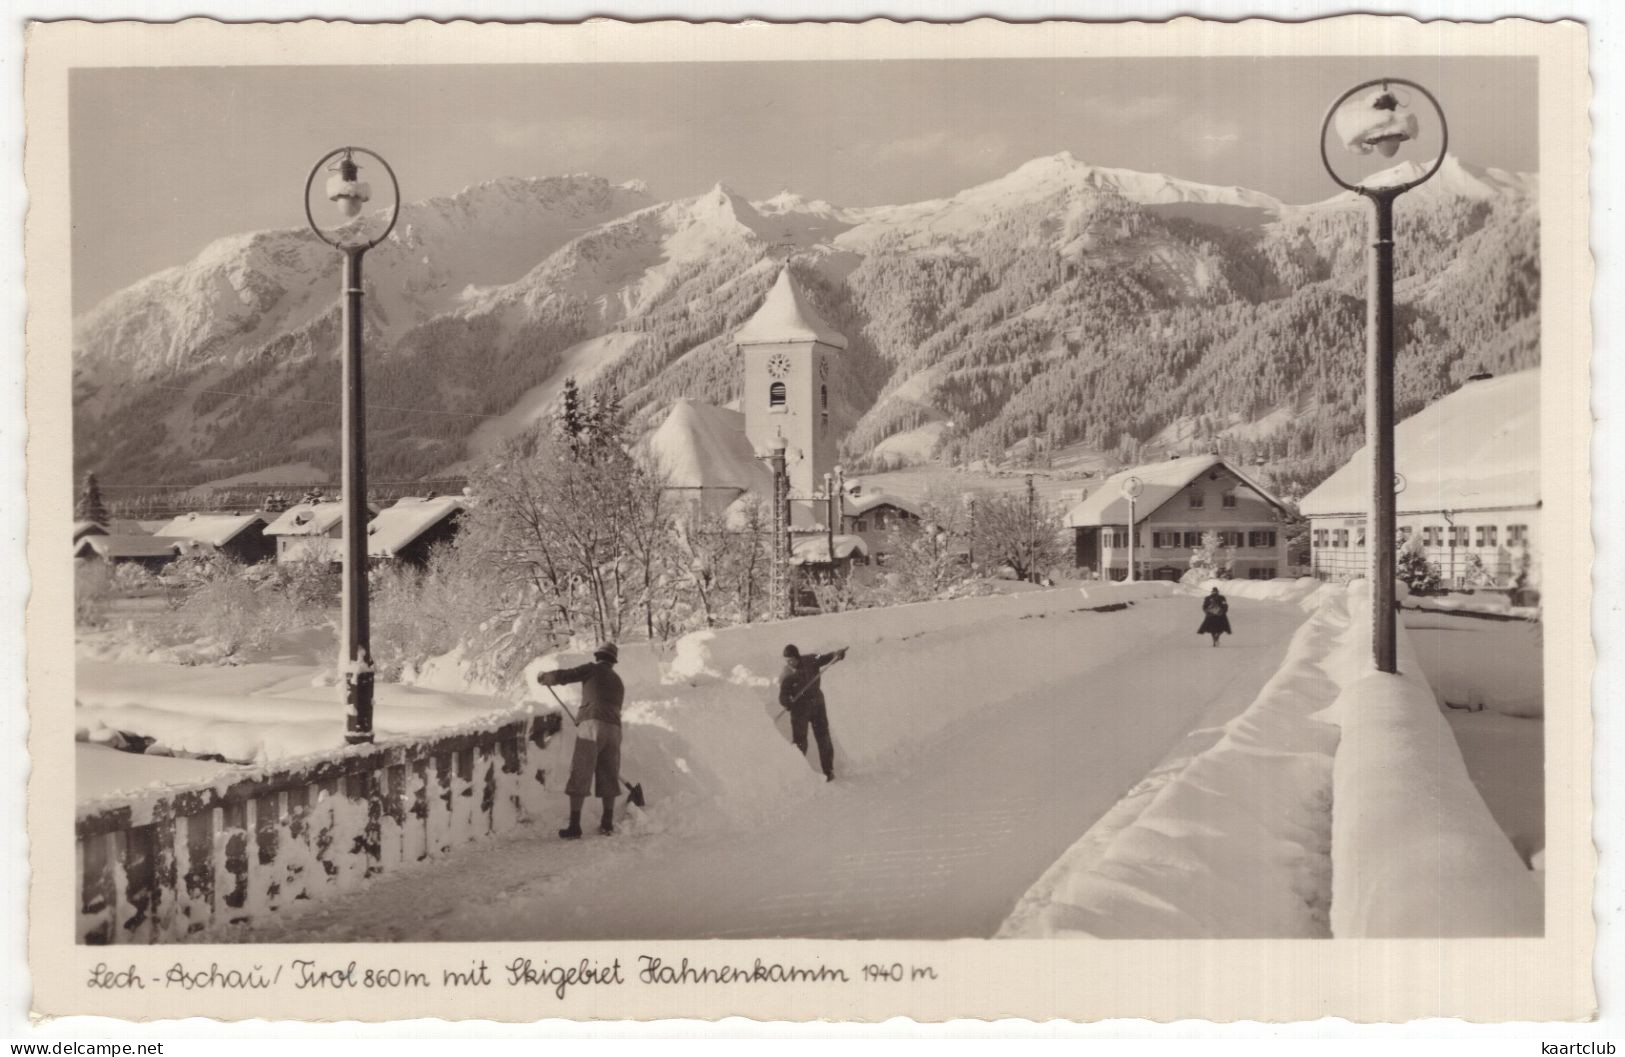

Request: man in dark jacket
left=537, top=642, right=625, bottom=838
left=779, top=644, right=847, bottom=782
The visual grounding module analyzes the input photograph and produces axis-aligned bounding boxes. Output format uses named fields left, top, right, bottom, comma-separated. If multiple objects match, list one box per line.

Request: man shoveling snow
left=536, top=642, right=625, bottom=838
left=779, top=644, right=848, bottom=782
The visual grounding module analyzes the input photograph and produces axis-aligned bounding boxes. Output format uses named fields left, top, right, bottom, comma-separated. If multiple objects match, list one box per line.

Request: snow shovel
left=540, top=682, right=648, bottom=809
left=774, top=651, right=847, bottom=720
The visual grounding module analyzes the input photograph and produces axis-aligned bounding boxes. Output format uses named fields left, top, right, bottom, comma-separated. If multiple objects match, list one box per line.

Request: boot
left=599, top=802, right=615, bottom=836
left=559, top=805, right=583, bottom=840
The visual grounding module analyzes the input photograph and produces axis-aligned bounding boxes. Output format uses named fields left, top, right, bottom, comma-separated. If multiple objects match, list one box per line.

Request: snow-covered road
left=231, top=596, right=1307, bottom=942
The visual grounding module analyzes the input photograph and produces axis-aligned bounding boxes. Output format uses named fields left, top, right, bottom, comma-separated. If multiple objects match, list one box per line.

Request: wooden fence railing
left=76, top=711, right=563, bottom=944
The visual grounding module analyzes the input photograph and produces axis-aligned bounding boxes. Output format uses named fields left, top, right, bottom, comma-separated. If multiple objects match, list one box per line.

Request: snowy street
left=227, top=595, right=1308, bottom=942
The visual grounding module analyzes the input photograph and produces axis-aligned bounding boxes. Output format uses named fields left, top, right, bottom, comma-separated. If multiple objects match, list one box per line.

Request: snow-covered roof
left=264, top=502, right=348, bottom=537
left=844, top=491, right=922, bottom=519
left=152, top=511, right=268, bottom=547
left=1062, top=453, right=1289, bottom=528
left=789, top=534, right=869, bottom=565
left=1299, top=370, right=1539, bottom=517
left=649, top=399, right=776, bottom=493
left=734, top=268, right=848, bottom=350
left=73, top=521, right=108, bottom=540
left=366, top=496, right=465, bottom=558
left=75, top=535, right=186, bottom=559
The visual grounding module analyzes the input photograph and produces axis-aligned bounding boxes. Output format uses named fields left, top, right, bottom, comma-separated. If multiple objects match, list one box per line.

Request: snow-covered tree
left=1396, top=531, right=1442, bottom=594
left=969, top=478, right=1065, bottom=583
left=1185, top=530, right=1228, bottom=582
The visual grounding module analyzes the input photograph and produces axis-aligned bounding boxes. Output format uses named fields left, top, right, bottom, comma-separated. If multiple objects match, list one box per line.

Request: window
left=1398, top=526, right=1413, bottom=542
left=1188, top=492, right=1205, bottom=508
left=1423, top=525, right=1441, bottom=547
left=1180, top=531, right=1200, bottom=548
left=1508, top=524, right=1529, bottom=546
left=1313, top=529, right=1328, bottom=547
left=1223, top=531, right=1243, bottom=547
left=1222, top=493, right=1237, bottom=508
left=854, top=518, right=867, bottom=532
left=1476, top=525, right=1498, bottom=548
left=1449, top=526, right=1468, bottom=547
left=769, top=381, right=786, bottom=409
left=1248, top=530, right=1277, bottom=549
left=820, top=384, right=829, bottom=422
left=1332, top=529, right=1349, bottom=548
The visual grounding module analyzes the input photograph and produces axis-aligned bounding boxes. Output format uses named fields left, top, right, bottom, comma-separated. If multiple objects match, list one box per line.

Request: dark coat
left=1198, top=593, right=1232, bottom=636
left=539, top=660, right=625, bottom=725
left=779, top=652, right=841, bottom=712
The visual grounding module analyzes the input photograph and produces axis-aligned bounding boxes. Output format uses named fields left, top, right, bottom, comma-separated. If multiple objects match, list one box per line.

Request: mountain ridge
left=72, top=151, right=1539, bottom=496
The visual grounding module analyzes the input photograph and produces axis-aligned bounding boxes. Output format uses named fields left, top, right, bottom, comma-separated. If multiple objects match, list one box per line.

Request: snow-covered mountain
left=74, top=174, right=654, bottom=384
left=1308, top=153, right=1539, bottom=207
left=73, top=152, right=1538, bottom=493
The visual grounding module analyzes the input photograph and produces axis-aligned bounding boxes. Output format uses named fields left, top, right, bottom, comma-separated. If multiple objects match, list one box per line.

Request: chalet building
left=264, top=501, right=376, bottom=564
left=152, top=511, right=274, bottom=564
left=1299, top=370, right=1538, bottom=588
left=366, top=496, right=466, bottom=565
left=1063, top=454, right=1293, bottom=581
left=73, top=534, right=185, bottom=571
left=839, top=489, right=923, bottom=567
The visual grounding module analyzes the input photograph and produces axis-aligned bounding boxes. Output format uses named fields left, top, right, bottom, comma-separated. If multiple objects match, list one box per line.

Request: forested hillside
left=72, top=153, right=1538, bottom=495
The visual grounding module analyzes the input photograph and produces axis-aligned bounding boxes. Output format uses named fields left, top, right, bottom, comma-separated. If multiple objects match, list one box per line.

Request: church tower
left=737, top=268, right=846, bottom=524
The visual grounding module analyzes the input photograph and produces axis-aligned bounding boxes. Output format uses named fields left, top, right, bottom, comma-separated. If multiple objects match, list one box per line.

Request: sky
left=69, top=55, right=1537, bottom=310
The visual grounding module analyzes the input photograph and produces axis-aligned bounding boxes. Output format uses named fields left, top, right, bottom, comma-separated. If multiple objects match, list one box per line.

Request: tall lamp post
left=1122, top=475, right=1143, bottom=583
left=304, top=147, right=400, bottom=744
left=1320, top=79, right=1447, bottom=674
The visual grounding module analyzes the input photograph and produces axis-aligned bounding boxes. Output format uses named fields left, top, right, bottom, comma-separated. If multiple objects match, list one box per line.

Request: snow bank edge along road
left=999, top=577, right=1349, bottom=938
left=1330, top=585, right=1543, bottom=938
left=1000, top=577, right=1542, bottom=939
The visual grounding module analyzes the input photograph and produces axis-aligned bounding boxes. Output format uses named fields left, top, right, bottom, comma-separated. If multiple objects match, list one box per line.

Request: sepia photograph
left=23, top=14, right=1595, bottom=1025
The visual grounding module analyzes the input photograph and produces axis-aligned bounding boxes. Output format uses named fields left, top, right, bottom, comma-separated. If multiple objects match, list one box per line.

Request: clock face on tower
left=767, top=353, right=791, bottom=378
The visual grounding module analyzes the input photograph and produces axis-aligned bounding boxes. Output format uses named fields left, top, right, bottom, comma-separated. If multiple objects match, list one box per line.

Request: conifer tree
left=76, top=471, right=108, bottom=525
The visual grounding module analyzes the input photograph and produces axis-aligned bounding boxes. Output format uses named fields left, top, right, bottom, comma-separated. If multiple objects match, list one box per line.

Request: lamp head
left=1333, top=84, right=1421, bottom=158
left=325, top=151, right=372, bottom=219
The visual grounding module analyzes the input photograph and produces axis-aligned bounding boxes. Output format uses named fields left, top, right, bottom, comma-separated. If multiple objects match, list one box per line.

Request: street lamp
left=304, top=147, right=400, bottom=744
left=1122, top=475, right=1143, bottom=583
left=1320, top=79, right=1447, bottom=674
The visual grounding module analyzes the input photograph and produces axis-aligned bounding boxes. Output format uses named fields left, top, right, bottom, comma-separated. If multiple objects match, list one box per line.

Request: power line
left=147, top=383, right=496, bottom=420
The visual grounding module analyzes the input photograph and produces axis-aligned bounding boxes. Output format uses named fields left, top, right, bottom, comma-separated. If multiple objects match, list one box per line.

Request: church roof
left=734, top=268, right=848, bottom=350
left=649, top=399, right=776, bottom=493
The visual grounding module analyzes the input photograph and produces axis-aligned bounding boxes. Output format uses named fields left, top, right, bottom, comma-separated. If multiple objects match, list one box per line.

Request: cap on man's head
left=594, top=642, right=619, bottom=664
left=783, top=644, right=800, bottom=658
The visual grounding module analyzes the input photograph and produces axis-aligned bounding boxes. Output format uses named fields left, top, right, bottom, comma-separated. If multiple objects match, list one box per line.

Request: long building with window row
left=1298, top=369, right=1539, bottom=587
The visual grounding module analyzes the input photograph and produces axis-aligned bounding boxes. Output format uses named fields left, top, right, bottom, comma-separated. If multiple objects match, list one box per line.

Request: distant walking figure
left=779, top=644, right=847, bottom=782
left=1198, top=587, right=1232, bottom=647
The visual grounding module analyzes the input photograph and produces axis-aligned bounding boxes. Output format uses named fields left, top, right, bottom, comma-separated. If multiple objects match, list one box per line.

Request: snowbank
left=1329, top=589, right=1542, bottom=937
left=999, top=585, right=1356, bottom=938
left=1183, top=575, right=1332, bottom=601
left=75, top=660, right=511, bottom=765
